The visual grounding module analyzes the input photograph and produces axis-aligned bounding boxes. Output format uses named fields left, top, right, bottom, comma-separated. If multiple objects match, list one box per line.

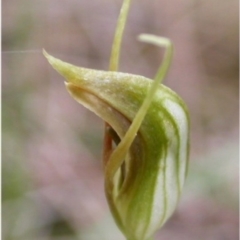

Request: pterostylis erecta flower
left=43, top=0, right=190, bottom=239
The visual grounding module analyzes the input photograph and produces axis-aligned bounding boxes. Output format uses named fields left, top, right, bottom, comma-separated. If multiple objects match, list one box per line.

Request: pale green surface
left=43, top=39, right=189, bottom=239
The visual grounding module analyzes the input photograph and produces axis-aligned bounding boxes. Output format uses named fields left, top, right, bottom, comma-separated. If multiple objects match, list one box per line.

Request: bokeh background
left=2, top=0, right=239, bottom=239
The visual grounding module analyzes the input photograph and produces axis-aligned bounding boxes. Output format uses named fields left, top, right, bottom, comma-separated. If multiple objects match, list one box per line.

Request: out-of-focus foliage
left=2, top=0, right=238, bottom=239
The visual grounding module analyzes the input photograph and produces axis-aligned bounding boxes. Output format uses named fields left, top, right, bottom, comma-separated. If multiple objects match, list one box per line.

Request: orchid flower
left=43, top=0, right=190, bottom=239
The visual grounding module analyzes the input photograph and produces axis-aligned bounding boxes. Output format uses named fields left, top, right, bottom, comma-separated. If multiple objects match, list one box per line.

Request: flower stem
left=103, top=0, right=132, bottom=165
left=109, top=0, right=132, bottom=71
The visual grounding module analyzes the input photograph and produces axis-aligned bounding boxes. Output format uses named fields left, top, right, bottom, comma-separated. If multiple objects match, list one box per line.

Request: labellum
left=43, top=0, right=190, bottom=239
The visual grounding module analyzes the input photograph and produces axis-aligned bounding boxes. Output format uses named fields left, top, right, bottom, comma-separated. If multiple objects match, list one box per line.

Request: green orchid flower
left=43, top=0, right=190, bottom=239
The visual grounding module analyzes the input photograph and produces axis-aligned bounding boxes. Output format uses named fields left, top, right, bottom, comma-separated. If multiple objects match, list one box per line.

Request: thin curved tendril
left=138, top=34, right=173, bottom=83
left=105, top=35, right=173, bottom=190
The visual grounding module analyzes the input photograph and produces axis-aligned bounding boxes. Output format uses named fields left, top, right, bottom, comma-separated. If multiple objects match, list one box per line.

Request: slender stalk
left=109, top=0, right=132, bottom=71
left=103, top=0, right=132, bottom=165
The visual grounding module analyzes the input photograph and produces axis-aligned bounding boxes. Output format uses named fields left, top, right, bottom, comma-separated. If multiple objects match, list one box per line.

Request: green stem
left=109, top=0, right=132, bottom=71
left=103, top=0, right=132, bottom=165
